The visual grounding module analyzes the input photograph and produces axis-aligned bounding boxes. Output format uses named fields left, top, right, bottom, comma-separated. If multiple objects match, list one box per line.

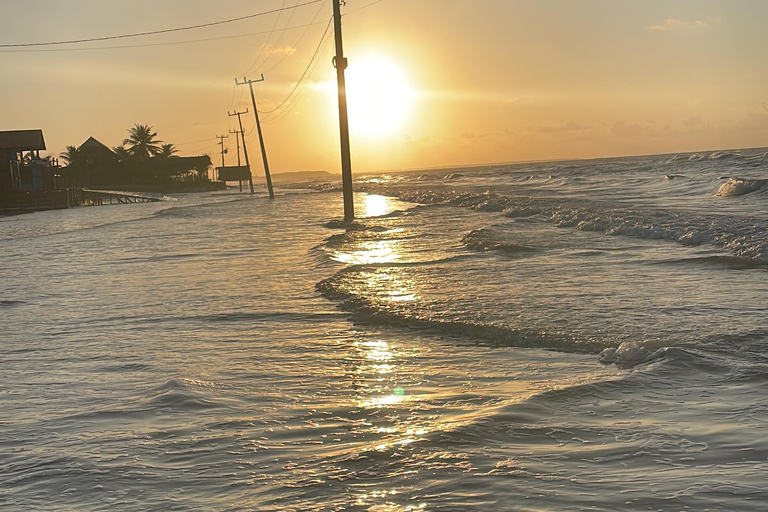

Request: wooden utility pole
left=332, top=0, right=355, bottom=222
left=228, top=129, right=242, bottom=166
left=236, top=75, right=275, bottom=199
left=228, top=109, right=255, bottom=194
left=229, top=129, right=243, bottom=191
left=216, top=134, right=228, bottom=177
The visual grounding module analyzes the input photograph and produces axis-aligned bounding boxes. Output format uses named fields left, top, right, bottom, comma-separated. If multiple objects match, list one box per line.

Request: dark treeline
left=60, top=124, right=212, bottom=189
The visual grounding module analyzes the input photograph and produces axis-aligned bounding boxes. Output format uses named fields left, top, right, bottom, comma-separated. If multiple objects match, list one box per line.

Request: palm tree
left=123, top=124, right=163, bottom=161
left=157, top=143, right=179, bottom=158
left=60, top=146, right=81, bottom=166
left=112, top=145, right=131, bottom=164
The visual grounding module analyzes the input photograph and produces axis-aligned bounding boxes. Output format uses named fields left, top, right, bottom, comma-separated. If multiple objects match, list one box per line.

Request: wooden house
left=0, top=129, right=69, bottom=214
left=75, top=136, right=119, bottom=186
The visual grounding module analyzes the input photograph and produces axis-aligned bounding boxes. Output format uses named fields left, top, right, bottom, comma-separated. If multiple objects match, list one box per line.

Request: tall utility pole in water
left=229, top=128, right=243, bottom=192
left=332, top=0, right=355, bottom=222
left=228, top=109, right=255, bottom=194
left=236, top=75, right=275, bottom=199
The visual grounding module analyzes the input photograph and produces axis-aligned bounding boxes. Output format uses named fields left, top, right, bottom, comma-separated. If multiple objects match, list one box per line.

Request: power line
left=0, top=19, right=332, bottom=53
left=251, top=0, right=302, bottom=75
left=0, top=0, right=324, bottom=48
left=258, top=16, right=334, bottom=115
left=175, top=137, right=218, bottom=146
left=241, top=0, right=290, bottom=77
left=261, top=34, right=334, bottom=125
left=260, top=0, right=327, bottom=75
left=345, top=0, right=387, bottom=16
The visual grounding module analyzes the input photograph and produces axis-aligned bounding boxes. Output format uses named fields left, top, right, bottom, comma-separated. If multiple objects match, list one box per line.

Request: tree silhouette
left=60, top=146, right=81, bottom=166
left=112, top=145, right=131, bottom=164
left=157, top=143, right=179, bottom=158
left=123, top=124, right=163, bottom=161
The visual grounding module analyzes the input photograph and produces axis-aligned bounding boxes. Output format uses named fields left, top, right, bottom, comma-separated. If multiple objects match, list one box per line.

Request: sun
left=343, top=55, right=414, bottom=138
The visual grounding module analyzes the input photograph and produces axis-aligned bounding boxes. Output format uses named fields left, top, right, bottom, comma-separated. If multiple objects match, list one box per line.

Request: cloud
left=536, top=121, right=591, bottom=134
left=647, top=16, right=720, bottom=31
left=682, top=116, right=704, bottom=128
left=498, top=96, right=528, bottom=107
left=736, top=103, right=768, bottom=131
left=611, top=121, right=658, bottom=138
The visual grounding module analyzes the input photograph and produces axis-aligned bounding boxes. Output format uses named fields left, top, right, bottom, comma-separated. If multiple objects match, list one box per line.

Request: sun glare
left=343, top=56, right=414, bottom=138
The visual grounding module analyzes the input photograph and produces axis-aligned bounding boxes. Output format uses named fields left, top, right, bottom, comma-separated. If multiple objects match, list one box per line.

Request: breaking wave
left=461, top=228, right=536, bottom=254
left=715, top=178, right=767, bottom=197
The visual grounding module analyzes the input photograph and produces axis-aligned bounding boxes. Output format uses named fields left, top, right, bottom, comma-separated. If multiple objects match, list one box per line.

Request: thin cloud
left=647, top=16, right=721, bottom=31
left=537, top=121, right=591, bottom=134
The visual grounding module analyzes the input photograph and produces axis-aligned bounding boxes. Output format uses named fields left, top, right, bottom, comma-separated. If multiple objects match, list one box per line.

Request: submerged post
left=236, top=75, right=275, bottom=199
left=332, top=0, right=355, bottom=222
left=228, top=109, right=255, bottom=194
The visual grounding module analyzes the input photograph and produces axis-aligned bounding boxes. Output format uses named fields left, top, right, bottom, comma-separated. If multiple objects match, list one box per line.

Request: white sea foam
left=715, top=178, right=767, bottom=197
left=599, top=341, right=667, bottom=366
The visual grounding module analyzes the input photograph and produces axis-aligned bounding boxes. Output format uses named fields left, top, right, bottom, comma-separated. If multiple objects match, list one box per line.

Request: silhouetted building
left=1, top=129, right=69, bottom=214
left=77, top=136, right=118, bottom=186
left=0, top=129, right=64, bottom=194
left=148, top=155, right=212, bottom=182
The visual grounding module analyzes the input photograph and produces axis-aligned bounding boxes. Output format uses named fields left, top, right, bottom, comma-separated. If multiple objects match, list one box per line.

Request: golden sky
left=1, top=0, right=767, bottom=173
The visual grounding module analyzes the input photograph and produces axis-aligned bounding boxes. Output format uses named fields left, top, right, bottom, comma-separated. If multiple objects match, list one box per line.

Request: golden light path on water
left=334, top=194, right=434, bottom=510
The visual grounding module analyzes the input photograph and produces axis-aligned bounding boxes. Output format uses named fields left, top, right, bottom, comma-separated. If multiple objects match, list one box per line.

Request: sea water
left=2, top=149, right=767, bottom=511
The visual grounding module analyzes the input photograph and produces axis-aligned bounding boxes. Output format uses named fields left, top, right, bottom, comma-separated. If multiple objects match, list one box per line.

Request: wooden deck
left=79, top=189, right=175, bottom=205
left=1, top=188, right=176, bottom=216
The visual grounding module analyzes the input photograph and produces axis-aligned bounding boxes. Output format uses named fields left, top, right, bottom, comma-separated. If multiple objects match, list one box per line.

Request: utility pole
left=236, top=75, right=275, bottom=199
left=216, top=134, right=228, bottom=181
left=228, top=109, right=255, bottom=194
left=228, top=129, right=242, bottom=166
left=229, top=128, right=243, bottom=192
left=332, top=0, right=355, bottom=222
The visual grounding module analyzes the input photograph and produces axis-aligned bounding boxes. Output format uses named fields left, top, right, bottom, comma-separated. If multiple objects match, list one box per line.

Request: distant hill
left=270, top=170, right=336, bottom=183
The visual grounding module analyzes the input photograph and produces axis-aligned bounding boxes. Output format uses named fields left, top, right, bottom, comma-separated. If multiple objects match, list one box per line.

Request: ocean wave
left=598, top=341, right=674, bottom=367
left=715, top=178, right=767, bottom=197
left=143, top=378, right=225, bottom=411
left=653, top=254, right=765, bottom=270
left=0, top=299, right=26, bottom=308
left=461, top=228, right=536, bottom=254
left=548, top=206, right=768, bottom=262
left=350, top=185, right=768, bottom=263
left=316, top=273, right=605, bottom=353
left=709, top=151, right=743, bottom=160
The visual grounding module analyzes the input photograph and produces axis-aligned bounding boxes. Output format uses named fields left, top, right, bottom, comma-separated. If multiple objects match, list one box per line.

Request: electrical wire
left=258, top=0, right=391, bottom=123
left=250, top=0, right=301, bottom=75
left=240, top=0, right=289, bottom=77
left=260, top=34, right=334, bottom=125
left=0, top=19, right=332, bottom=53
left=0, top=0, right=324, bottom=48
left=260, top=0, right=327, bottom=75
left=257, top=16, right=333, bottom=116
left=344, top=0, right=387, bottom=15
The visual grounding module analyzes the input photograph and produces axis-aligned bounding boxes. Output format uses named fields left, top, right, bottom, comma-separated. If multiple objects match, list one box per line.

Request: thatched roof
left=0, top=129, right=46, bottom=151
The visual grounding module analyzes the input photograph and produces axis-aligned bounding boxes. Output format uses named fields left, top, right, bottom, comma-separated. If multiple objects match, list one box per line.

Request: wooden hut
left=0, top=129, right=68, bottom=214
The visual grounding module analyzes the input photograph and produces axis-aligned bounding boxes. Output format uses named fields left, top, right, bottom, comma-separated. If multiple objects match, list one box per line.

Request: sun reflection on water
left=364, top=194, right=391, bottom=218
left=332, top=239, right=400, bottom=265
left=331, top=194, right=441, bottom=510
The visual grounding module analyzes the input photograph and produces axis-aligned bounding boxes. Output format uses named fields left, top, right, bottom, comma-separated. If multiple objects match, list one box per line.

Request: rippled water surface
left=2, top=150, right=768, bottom=511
